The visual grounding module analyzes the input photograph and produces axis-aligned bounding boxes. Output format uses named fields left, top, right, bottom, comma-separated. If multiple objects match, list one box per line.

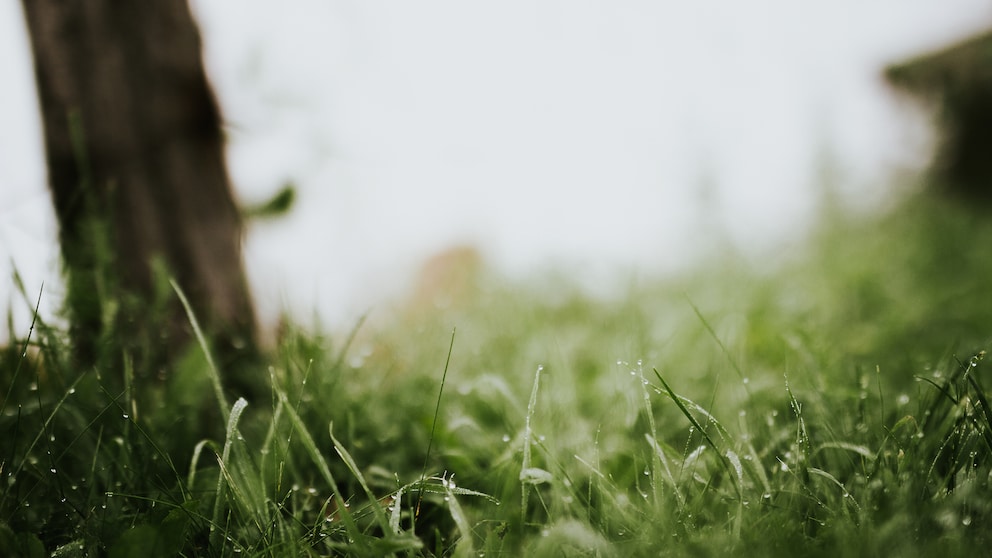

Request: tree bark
left=20, top=0, right=257, bottom=372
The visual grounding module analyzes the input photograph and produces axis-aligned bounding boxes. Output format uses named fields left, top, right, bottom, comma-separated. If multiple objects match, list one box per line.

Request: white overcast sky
left=1, top=2, right=990, bottom=337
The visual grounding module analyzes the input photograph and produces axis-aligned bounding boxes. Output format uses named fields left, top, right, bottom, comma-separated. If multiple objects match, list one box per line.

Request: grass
left=3, top=192, right=992, bottom=556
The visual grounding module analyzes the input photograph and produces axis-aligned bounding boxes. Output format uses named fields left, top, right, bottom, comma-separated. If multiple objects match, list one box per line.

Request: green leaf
left=244, top=183, right=296, bottom=219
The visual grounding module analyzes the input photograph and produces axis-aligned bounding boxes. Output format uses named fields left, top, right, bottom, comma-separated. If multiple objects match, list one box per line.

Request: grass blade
left=417, top=328, right=457, bottom=518
left=170, top=278, right=228, bottom=422
left=520, top=364, right=544, bottom=517
left=210, top=397, right=248, bottom=548
left=275, top=388, right=362, bottom=546
left=329, top=423, right=391, bottom=533
left=444, top=477, right=475, bottom=557
left=685, top=295, right=751, bottom=395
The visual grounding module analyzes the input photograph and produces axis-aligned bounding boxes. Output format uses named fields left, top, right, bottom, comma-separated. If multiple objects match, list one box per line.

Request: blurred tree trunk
left=20, top=0, right=257, bottom=373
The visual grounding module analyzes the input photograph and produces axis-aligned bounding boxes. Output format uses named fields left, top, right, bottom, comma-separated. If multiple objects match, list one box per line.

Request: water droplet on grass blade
left=520, top=467, right=553, bottom=485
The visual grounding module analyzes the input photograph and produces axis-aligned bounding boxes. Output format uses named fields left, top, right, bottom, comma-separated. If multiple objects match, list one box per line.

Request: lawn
left=3, top=193, right=992, bottom=556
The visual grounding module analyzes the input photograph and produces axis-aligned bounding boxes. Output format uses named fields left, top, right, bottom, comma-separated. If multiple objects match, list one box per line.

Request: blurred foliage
left=3, top=190, right=992, bottom=555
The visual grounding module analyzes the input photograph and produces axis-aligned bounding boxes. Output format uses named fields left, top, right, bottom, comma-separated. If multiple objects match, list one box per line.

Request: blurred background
left=1, top=1, right=990, bottom=339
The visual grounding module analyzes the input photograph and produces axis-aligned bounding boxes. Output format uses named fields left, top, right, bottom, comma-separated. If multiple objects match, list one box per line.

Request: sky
left=1, top=2, right=991, bottom=338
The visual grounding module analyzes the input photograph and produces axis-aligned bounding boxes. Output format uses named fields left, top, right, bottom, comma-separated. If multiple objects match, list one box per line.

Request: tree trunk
left=20, top=0, right=257, bottom=373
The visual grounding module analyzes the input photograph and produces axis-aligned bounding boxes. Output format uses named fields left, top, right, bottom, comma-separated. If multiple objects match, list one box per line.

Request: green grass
left=4, top=193, right=992, bottom=556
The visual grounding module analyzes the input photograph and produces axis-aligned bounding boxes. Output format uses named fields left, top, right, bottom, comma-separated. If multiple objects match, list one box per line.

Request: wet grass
left=3, top=193, right=992, bottom=556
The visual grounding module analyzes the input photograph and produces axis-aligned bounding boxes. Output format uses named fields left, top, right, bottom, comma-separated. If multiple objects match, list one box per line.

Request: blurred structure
left=406, top=245, right=483, bottom=317
left=887, top=30, right=992, bottom=200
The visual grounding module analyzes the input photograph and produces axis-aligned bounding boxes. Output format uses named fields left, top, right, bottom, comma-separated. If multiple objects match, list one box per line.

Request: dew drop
left=502, top=434, right=511, bottom=443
